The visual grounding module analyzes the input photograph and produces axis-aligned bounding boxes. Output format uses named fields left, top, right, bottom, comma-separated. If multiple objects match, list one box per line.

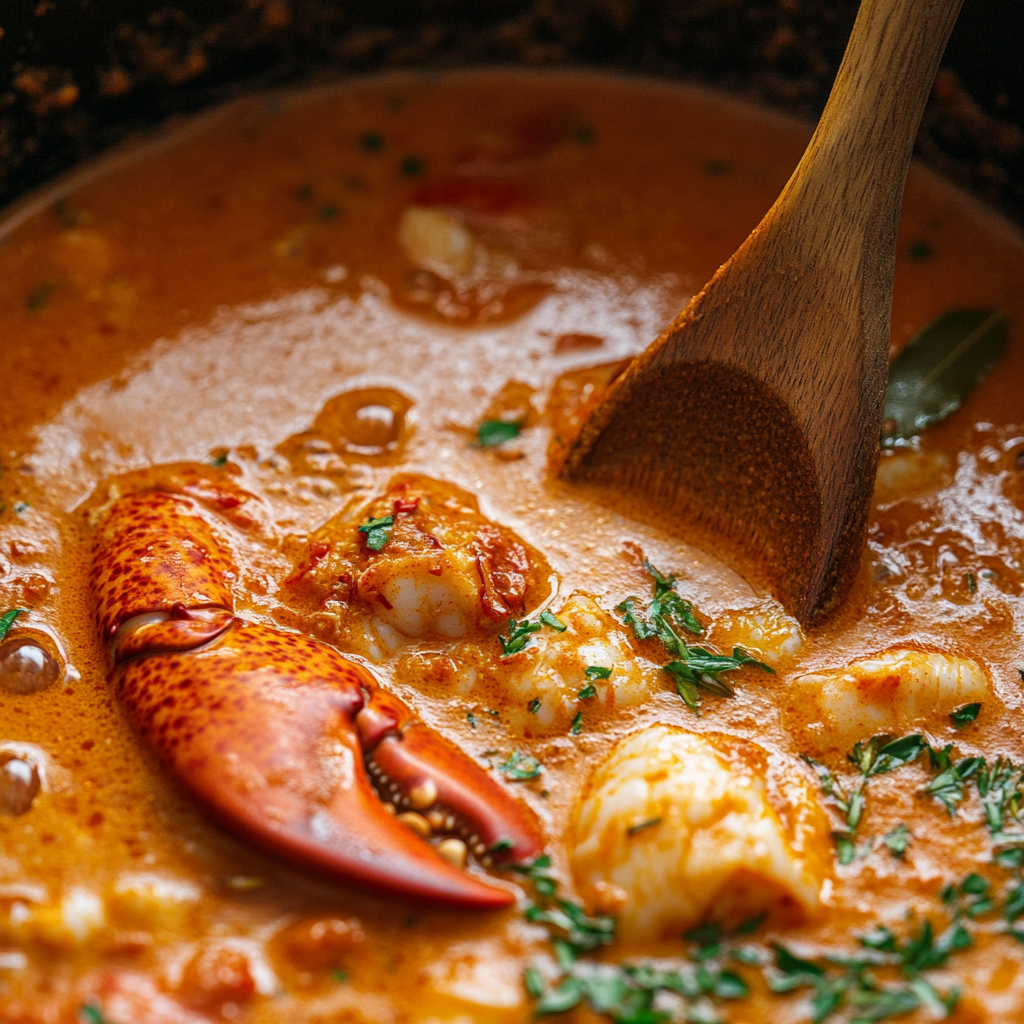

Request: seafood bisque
left=0, top=71, right=1023, bottom=1023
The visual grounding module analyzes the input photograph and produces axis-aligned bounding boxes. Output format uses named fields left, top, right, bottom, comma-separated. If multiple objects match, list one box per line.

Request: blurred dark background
left=0, top=0, right=1021, bottom=220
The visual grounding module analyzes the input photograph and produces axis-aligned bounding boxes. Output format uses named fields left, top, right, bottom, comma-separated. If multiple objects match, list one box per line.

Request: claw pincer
left=90, top=486, right=541, bottom=907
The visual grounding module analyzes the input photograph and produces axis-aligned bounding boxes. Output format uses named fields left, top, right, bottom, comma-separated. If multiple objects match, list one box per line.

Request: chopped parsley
left=584, top=665, right=612, bottom=679
left=77, top=1005, right=110, bottom=1024
left=0, top=608, right=24, bottom=641
left=509, top=853, right=558, bottom=897
left=517, top=848, right=969, bottom=1024
left=12, top=501, right=29, bottom=515
left=577, top=684, right=597, bottom=700
left=884, top=823, right=911, bottom=859
left=499, top=617, right=543, bottom=656
left=27, top=283, right=54, bottom=311
left=499, top=749, right=542, bottom=781
left=626, top=817, right=662, bottom=837
left=572, top=124, right=596, bottom=146
left=539, top=609, right=567, bottom=631
left=665, top=647, right=773, bottom=712
left=570, top=711, right=583, bottom=735
left=330, top=968, right=349, bottom=983
left=210, top=450, right=229, bottom=467
left=475, top=419, right=522, bottom=447
left=488, top=837, right=515, bottom=854
left=359, top=131, right=384, bottom=152
left=950, top=702, right=981, bottom=727
left=499, top=609, right=568, bottom=657
left=908, top=239, right=935, bottom=261
left=466, top=712, right=478, bottom=729
left=318, top=202, right=340, bottom=221
left=617, top=559, right=770, bottom=712
left=358, top=514, right=394, bottom=551
left=703, top=159, right=731, bottom=176
left=399, top=155, right=424, bottom=177
left=527, top=698, right=541, bottom=714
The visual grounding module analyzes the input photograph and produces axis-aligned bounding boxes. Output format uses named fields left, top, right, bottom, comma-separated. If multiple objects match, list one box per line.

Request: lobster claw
left=90, top=479, right=543, bottom=908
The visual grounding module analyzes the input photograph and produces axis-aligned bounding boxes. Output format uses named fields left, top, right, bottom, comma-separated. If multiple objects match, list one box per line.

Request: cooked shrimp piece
left=412, top=592, right=661, bottom=734
left=792, top=649, right=990, bottom=746
left=496, top=593, right=659, bottom=734
left=289, top=474, right=551, bottom=652
left=706, top=598, right=804, bottom=666
left=568, top=725, right=831, bottom=942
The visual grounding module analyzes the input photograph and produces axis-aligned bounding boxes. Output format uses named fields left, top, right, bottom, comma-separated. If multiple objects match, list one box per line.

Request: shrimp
left=437, top=593, right=662, bottom=735
left=289, top=474, right=551, bottom=656
left=792, top=649, right=990, bottom=747
left=568, top=725, right=831, bottom=941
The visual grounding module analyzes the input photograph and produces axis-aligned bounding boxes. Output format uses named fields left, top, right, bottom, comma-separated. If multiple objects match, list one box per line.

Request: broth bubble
left=0, top=638, right=62, bottom=694
left=0, top=756, right=40, bottom=815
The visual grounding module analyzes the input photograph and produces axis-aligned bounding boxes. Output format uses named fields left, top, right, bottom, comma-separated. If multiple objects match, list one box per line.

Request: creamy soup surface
left=0, top=71, right=1023, bottom=1024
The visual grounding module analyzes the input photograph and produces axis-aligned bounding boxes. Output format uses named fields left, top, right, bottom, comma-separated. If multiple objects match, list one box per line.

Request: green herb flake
left=359, top=132, right=384, bottom=152
left=318, top=202, right=340, bottom=221
left=0, top=608, right=24, bottom=641
left=499, top=749, right=542, bottom=781
left=358, top=513, right=394, bottom=551
left=572, top=124, right=596, bottom=146
left=908, top=239, right=935, bottom=261
left=966, top=571, right=977, bottom=593
left=539, top=609, right=567, bottom=631
left=626, top=817, right=662, bottom=837
left=882, top=308, right=1009, bottom=446
left=884, top=822, right=911, bottom=859
left=569, top=712, right=583, bottom=735
left=467, top=712, right=477, bottom=729
left=12, top=501, right=29, bottom=515
left=577, top=683, right=597, bottom=700
left=400, top=155, right=425, bottom=178
left=950, top=702, right=982, bottom=727
left=499, top=617, right=543, bottom=656
left=77, top=1005, right=109, bottom=1024
left=524, top=965, right=545, bottom=999
left=584, top=665, right=612, bottom=680
left=27, top=283, right=54, bottom=311
left=210, top=450, right=229, bottom=467
left=475, top=419, right=522, bottom=447
left=488, top=837, right=515, bottom=854
left=330, top=968, right=349, bottom=983
left=527, top=697, right=541, bottom=714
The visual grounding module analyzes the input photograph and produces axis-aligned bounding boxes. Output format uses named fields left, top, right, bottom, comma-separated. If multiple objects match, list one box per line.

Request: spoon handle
left=776, top=0, right=964, bottom=256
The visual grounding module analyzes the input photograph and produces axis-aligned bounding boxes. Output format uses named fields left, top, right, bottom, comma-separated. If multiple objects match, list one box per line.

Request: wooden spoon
left=561, top=0, right=964, bottom=624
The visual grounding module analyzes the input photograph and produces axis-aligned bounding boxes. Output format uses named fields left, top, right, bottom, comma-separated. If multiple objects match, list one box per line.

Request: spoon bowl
left=562, top=0, right=964, bottom=623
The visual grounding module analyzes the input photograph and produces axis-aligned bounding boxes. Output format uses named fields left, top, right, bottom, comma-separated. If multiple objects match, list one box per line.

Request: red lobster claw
left=89, top=482, right=542, bottom=908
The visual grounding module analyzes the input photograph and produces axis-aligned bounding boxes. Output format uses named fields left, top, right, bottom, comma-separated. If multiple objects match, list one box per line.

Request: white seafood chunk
left=793, top=649, right=989, bottom=745
left=0, top=887, right=107, bottom=949
left=707, top=599, right=804, bottom=665
left=293, top=475, right=549, bottom=650
left=399, top=206, right=477, bottom=277
left=569, top=725, right=831, bottom=941
left=500, top=594, right=660, bottom=734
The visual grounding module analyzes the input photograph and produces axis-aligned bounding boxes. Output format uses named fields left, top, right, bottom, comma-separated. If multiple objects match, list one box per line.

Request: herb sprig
left=617, top=560, right=772, bottom=712
left=0, top=608, right=24, bottom=641
left=358, top=514, right=394, bottom=551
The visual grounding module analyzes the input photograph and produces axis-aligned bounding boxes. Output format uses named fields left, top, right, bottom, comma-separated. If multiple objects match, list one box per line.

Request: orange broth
left=0, top=71, right=1022, bottom=1023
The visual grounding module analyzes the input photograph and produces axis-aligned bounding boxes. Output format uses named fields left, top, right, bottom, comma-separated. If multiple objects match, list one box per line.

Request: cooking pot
left=0, top=0, right=1020, bottom=222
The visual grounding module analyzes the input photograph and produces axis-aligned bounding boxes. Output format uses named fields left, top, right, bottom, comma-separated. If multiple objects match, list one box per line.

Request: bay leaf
left=881, top=308, right=1008, bottom=447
